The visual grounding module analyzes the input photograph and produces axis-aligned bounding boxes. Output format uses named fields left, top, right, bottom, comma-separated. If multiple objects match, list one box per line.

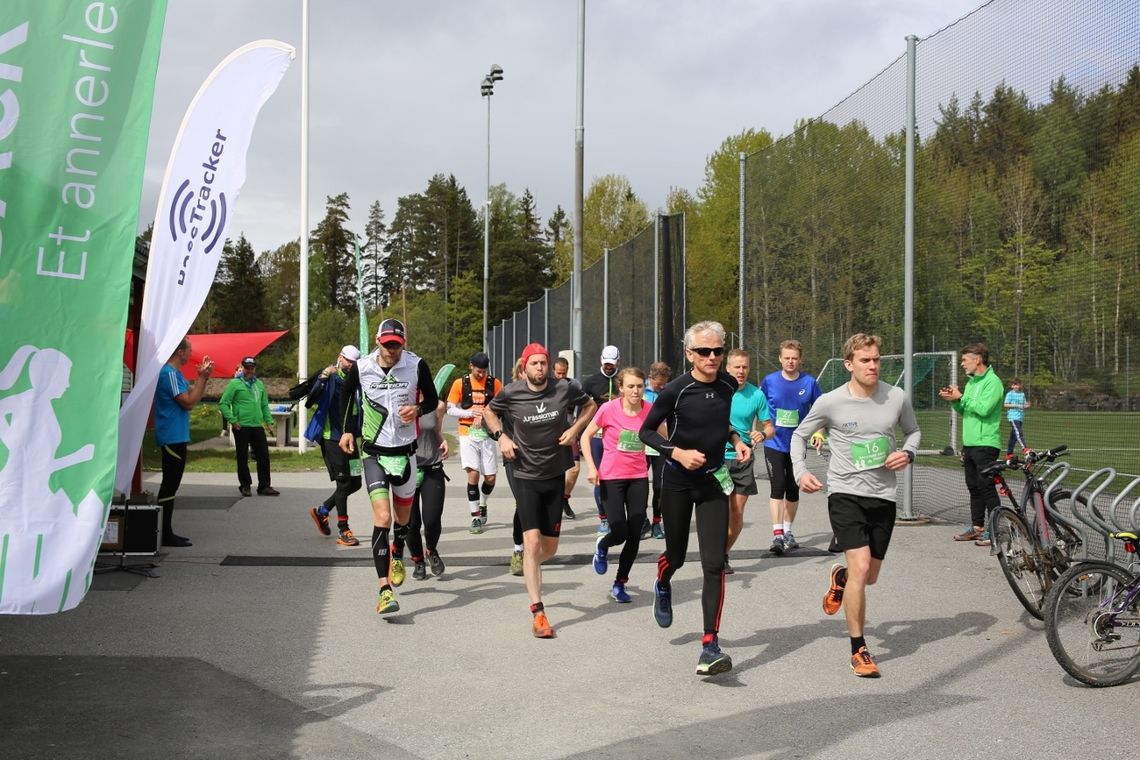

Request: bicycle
left=1043, top=532, right=1140, bottom=687
left=981, top=444, right=1084, bottom=619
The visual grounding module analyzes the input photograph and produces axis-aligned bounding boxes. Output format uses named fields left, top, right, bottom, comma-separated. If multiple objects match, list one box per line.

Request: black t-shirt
left=639, top=370, right=737, bottom=473
left=490, top=378, right=591, bottom=480
left=582, top=370, right=620, bottom=405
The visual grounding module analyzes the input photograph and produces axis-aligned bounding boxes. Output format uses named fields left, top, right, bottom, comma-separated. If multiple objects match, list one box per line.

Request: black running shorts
left=826, top=492, right=896, bottom=559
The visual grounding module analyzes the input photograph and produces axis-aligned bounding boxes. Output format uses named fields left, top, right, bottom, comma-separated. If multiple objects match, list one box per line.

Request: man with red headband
left=483, top=343, right=595, bottom=638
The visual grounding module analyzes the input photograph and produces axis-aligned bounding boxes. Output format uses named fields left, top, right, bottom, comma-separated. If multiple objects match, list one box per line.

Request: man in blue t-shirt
left=760, top=339, right=823, bottom=554
left=154, top=337, right=214, bottom=547
left=724, top=349, right=775, bottom=573
left=1003, top=377, right=1029, bottom=457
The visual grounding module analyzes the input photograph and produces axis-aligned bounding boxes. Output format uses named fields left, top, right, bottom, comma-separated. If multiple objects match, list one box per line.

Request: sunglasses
left=688, top=346, right=725, bottom=358
left=381, top=342, right=403, bottom=350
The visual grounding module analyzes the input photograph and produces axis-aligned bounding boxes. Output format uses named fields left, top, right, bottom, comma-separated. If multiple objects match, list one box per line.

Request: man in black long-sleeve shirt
left=639, top=321, right=750, bottom=676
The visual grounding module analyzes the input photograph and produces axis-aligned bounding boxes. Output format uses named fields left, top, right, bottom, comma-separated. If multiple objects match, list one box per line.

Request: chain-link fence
left=742, top=0, right=1140, bottom=527
left=490, top=213, right=686, bottom=380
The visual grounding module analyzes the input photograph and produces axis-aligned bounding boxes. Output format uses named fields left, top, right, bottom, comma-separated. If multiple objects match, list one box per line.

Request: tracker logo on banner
left=0, top=1, right=167, bottom=614
left=114, top=40, right=295, bottom=495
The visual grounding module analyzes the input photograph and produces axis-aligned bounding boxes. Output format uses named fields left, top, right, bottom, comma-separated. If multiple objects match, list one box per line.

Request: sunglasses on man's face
left=381, top=342, right=403, bottom=350
left=688, top=346, right=725, bottom=358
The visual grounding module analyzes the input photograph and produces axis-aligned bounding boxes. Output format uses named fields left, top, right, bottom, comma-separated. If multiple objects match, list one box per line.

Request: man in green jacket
left=219, top=356, right=279, bottom=497
left=939, top=343, right=1002, bottom=545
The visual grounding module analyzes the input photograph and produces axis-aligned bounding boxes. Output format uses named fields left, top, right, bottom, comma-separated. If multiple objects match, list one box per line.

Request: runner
left=304, top=346, right=363, bottom=547
left=503, top=357, right=526, bottom=576
left=483, top=343, right=596, bottom=637
left=339, top=318, right=438, bottom=614
left=582, top=345, right=622, bottom=534
left=580, top=367, right=651, bottom=603
left=446, top=352, right=502, bottom=535
left=552, top=356, right=579, bottom=520
left=724, top=349, right=775, bottom=573
left=393, top=392, right=448, bottom=581
left=760, top=339, right=823, bottom=554
left=643, top=361, right=671, bottom=540
left=791, top=333, right=920, bottom=678
left=639, top=321, right=751, bottom=676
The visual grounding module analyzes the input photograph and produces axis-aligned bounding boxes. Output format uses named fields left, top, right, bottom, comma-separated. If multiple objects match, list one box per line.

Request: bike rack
left=1107, top=474, right=1140, bottom=534
left=1069, top=468, right=1118, bottom=562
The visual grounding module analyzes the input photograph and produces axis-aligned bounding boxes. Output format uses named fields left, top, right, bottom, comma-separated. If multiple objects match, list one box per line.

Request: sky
left=139, top=0, right=1010, bottom=255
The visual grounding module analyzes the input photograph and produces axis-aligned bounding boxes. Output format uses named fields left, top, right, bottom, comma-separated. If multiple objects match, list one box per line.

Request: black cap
left=241, top=356, right=256, bottom=367
left=469, top=351, right=490, bottom=369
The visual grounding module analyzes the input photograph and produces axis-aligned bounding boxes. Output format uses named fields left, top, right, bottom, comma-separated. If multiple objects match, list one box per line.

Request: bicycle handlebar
left=982, top=445, right=1068, bottom=477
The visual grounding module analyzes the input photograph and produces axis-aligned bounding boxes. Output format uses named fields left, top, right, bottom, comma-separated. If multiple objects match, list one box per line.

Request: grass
left=911, top=409, right=1140, bottom=477
left=143, top=403, right=457, bottom=473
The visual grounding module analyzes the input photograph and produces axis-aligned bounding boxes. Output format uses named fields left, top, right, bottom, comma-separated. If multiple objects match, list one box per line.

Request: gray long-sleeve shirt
left=790, top=380, right=920, bottom=502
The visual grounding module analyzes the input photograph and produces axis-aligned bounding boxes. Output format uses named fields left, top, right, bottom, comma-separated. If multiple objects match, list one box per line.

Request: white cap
left=600, top=345, right=620, bottom=363
left=340, top=345, right=361, bottom=362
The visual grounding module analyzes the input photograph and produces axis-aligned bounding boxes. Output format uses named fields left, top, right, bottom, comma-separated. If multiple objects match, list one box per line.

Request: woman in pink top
left=580, top=367, right=651, bottom=603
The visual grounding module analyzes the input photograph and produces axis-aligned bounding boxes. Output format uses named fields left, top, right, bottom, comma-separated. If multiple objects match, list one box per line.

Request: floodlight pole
left=481, top=64, right=503, bottom=354
left=902, top=34, right=917, bottom=519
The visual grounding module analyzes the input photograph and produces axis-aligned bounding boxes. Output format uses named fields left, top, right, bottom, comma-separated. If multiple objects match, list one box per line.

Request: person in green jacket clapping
left=219, top=356, right=279, bottom=497
left=939, top=343, right=1002, bottom=546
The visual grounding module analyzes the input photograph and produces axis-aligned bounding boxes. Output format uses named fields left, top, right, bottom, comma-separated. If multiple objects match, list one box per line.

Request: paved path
left=0, top=449, right=1133, bottom=759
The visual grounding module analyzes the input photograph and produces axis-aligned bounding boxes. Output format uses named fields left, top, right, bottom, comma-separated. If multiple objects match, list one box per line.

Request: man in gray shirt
left=484, top=343, right=596, bottom=639
left=791, top=333, right=920, bottom=678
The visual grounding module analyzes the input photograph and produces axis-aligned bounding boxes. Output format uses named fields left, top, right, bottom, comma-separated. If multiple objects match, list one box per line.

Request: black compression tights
left=657, top=469, right=729, bottom=636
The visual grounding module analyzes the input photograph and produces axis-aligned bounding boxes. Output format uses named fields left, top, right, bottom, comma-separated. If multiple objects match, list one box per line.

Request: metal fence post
left=901, top=34, right=918, bottom=521
left=739, top=152, right=746, bottom=349
left=654, top=215, right=660, bottom=362
left=603, top=247, right=609, bottom=346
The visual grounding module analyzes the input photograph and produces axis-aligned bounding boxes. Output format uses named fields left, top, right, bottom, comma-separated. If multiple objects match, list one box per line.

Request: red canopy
left=183, top=331, right=288, bottom=380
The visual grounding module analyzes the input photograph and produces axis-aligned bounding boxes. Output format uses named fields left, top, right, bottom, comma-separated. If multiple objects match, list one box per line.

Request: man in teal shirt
left=939, top=343, right=1002, bottom=544
left=724, top=348, right=775, bottom=572
left=219, top=356, right=278, bottom=497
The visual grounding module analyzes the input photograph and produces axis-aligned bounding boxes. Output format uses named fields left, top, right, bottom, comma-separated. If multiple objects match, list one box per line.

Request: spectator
left=219, top=356, right=278, bottom=497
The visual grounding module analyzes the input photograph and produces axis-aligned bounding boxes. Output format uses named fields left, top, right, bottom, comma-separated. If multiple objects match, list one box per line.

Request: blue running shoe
left=653, top=579, right=673, bottom=628
left=696, top=638, right=733, bottom=676
left=597, top=518, right=610, bottom=535
left=593, top=534, right=609, bottom=575
left=610, top=582, right=632, bottom=603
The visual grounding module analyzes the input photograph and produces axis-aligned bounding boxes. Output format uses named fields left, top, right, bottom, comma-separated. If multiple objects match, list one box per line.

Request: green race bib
left=775, top=408, right=800, bottom=427
left=379, top=454, right=409, bottom=476
left=616, top=429, right=644, bottom=453
left=469, top=425, right=488, bottom=441
left=349, top=457, right=362, bottom=477
left=713, top=465, right=733, bottom=495
left=851, top=436, right=890, bottom=471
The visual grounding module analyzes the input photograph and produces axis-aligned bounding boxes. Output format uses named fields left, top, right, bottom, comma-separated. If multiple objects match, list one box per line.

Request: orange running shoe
left=850, top=646, right=881, bottom=678
left=532, top=612, right=554, bottom=638
left=823, top=563, right=846, bottom=616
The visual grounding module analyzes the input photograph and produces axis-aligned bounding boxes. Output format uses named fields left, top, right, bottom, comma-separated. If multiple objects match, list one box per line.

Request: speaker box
left=99, top=505, right=161, bottom=556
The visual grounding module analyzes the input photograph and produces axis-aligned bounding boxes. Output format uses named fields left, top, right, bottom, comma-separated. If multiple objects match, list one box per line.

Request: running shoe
left=510, top=550, right=524, bottom=576
left=823, top=563, right=846, bottom=616
left=696, top=638, right=733, bottom=676
left=390, top=557, right=406, bottom=587
left=850, top=646, right=881, bottom=678
left=593, top=535, right=609, bottom=575
left=563, top=501, right=576, bottom=520
left=412, top=561, right=427, bottom=581
left=336, top=528, right=359, bottom=547
left=652, top=522, right=665, bottom=540
left=532, top=612, right=554, bottom=638
left=376, top=588, right=399, bottom=614
left=597, top=518, right=610, bottom=535
left=479, top=503, right=488, bottom=526
left=610, top=582, right=632, bottom=604
left=640, top=521, right=652, bottom=540
left=783, top=532, right=800, bottom=550
left=428, top=551, right=445, bottom=577
left=975, top=530, right=992, bottom=547
left=469, top=517, right=484, bottom=535
left=309, top=506, right=331, bottom=536
left=723, top=556, right=735, bottom=575
left=653, top=580, right=673, bottom=628
left=769, top=535, right=786, bottom=555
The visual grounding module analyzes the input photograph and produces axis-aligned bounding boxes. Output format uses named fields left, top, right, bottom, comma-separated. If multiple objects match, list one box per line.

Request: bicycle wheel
left=1044, top=561, right=1140, bottom=687
left=992, top=508, right=1049, bottom=619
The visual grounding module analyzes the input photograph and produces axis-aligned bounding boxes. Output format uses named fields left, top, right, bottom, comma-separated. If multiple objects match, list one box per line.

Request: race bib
left=851, top=436, right=890, bottom=470
left=379, top=454, right=409, bottom=475
left=349, top=457, right=362, bottom=477
left=646, top=446, right=660, bottom=457
left=713, top=465, right=733, bottom=495
left=775, top=408, right=800, bottom=427
left=616, top=429, right=644, bottom=453
left=469, top=425, right=488, bottom=441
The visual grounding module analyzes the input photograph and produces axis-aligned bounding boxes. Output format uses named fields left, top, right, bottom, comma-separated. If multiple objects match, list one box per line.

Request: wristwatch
left=904, top=450, right=915, bottom=463
left=489, top=429, right=502, bottom=441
